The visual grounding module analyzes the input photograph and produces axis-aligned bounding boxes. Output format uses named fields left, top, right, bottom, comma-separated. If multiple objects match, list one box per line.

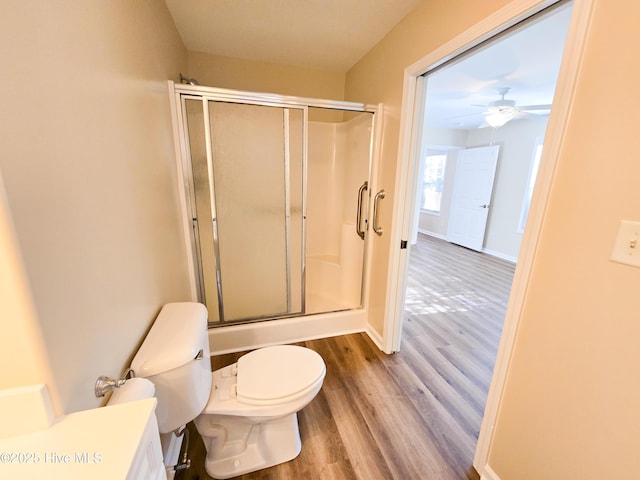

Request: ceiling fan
left=479, top=87, right=551, bottom=127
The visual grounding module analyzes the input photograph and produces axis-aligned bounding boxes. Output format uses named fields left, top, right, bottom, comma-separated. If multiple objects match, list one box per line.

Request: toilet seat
left=201, top=345, right=326, bottom=417
left=237, top=345, right=326, bottom=405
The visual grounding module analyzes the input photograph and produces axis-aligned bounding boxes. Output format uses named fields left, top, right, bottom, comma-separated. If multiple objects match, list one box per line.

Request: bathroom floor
left=176, top=234, right=514, bottom=479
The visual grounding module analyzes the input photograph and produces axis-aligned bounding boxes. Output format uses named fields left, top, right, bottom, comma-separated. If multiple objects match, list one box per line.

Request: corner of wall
left=0, top=172, right=61, bottom=416
left=480, top=464, right=502, bottom=480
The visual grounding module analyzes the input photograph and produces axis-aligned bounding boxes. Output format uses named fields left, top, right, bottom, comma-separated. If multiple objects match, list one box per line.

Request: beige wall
left=0, top=1, right=190, bottom=414
left=188, top=51, right=346, bottom=100
left=347, top=0, right=640, bottom=477
left=467, top=118, right=548, bottom=258
left=4, top=1, right=636, bottom=474
left=418, top=119, right=547, bottom=261
left=0, top=174, right=59, bottom=413
left=345, top=0, right=512, bottom=334
left=489, top=0, right=640, bottom=477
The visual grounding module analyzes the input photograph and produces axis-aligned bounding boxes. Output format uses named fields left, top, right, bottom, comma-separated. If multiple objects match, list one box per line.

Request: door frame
left=180, top=97, right=308, bottom=324
left=381, top=0, right=595, bottom=476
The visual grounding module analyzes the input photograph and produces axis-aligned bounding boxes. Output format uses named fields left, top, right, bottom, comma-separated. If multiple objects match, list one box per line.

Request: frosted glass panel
left=287, top=109, right=304, bottom=314
left=180, top=95, right=374, bottom=325
left=184, top=99, right=220, bottom=322
left=209, top=102, right=303, bottom=321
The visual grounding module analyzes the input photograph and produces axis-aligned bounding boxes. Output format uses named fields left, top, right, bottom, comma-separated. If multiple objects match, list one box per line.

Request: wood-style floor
left=177, top=234, right=515, bottom=480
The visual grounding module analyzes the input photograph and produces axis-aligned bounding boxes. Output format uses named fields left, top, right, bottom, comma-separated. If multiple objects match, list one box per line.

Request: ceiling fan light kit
left=485, top=110, right=514, bottom=127
left=437, top=87, right=553, bottom=129
left=481, top=87, right=551, bottom=128
left=484, top=88, right=516, bottom=127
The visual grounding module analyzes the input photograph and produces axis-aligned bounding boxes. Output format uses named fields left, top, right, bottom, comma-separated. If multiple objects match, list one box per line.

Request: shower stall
left=169, top=83, right=379, bottom=327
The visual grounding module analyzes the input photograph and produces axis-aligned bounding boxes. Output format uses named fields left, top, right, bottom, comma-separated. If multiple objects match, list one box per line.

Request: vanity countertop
left=0, top=397, right=164, bottom=479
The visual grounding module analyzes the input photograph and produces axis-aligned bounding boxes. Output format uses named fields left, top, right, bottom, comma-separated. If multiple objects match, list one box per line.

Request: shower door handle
left=373, top=189, right=385, bottom=236
left=356, top=181, right=368, bottom=239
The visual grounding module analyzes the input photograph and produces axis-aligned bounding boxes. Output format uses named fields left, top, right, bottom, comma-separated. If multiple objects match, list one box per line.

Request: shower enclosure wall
left=170, top=83, right=378, bottom=327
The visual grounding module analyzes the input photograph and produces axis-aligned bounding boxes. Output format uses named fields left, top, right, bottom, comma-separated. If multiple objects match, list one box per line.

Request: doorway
left=385, top=0, right=589, bottom=475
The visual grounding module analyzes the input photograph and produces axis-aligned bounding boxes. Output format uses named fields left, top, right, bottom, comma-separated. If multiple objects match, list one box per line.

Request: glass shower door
left=177, top=89, right=377, bottom=325
left=184, top=98, right=305, bottom=323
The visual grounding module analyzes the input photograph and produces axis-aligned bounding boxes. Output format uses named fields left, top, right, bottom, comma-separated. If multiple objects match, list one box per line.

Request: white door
left=446, top=145, right=499, bottom=251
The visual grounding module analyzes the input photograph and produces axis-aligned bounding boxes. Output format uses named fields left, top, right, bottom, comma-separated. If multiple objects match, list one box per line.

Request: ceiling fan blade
left=441, top=110, right=482, bottom=120
left=518, top=104, right=552, bottom=111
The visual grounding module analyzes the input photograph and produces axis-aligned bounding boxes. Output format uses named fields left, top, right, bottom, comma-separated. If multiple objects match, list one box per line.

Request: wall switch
left=611, top=220, right=640, bottom=267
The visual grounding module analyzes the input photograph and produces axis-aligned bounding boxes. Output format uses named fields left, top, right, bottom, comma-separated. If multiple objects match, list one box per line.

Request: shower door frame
left=169, top=81, right=379, bottom=327
left=182, top=96, right=307, bottom=324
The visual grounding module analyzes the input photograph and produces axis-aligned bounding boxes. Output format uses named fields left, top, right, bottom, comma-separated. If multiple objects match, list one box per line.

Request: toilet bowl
left=194, top=345, right=326, bottom=479
left=130, top=303, right=326, bottom=480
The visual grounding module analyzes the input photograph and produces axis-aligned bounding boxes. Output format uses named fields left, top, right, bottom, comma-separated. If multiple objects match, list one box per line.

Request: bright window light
left=518, top=139, right=544, bottom=232
left=421, top=154, right=447, bottom=214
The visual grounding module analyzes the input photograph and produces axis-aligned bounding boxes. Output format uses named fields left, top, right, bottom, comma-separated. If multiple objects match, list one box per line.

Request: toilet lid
left=236, top=345, right=325, bottom=405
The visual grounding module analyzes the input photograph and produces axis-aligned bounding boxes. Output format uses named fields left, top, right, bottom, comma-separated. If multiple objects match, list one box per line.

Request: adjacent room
left=380, top=4, right=573, bottom=475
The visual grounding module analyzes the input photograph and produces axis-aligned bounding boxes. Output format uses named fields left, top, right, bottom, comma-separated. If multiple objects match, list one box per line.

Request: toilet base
left=196, top=412, right=302, bottom=479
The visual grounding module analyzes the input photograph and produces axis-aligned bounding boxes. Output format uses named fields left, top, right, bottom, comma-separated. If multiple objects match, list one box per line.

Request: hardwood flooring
left=176, top=234, right=515, bottom=480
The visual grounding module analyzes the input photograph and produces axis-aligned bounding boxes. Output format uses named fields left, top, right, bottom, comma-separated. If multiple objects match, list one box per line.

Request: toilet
left=130, top=302, right=326, bottom=479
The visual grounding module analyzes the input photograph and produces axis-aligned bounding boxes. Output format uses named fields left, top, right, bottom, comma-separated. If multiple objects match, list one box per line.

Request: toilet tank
left=131, top=303, right=212, bottom=433
left=107, top=378, right=155, bottom=405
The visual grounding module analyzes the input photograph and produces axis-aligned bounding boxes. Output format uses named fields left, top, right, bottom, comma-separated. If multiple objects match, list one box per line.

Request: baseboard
left=208, top=309, right=367, bottom=355
left=365, top=324, right=385, bottom=351
left=480, top=464, right=501, bottom=480
left=417, top=229, right=517, bottom=264
left=417, top=228, right=446, bottom=240
left=481, top=248, right=518, bottom=264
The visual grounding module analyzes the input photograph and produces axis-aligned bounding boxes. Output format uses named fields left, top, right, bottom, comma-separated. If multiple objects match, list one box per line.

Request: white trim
left=167, top=81, right=198, bottom=301
left=174, top=83, right=378, bottom=113
left=417, top=229, right=446, bottom=240
left=480, top=464, right=502, bottom=480
left=382, top=0, right=595, bottom=476
left=365, top=324, right=385, bottom=352
left=481, top=248, right=517, bottom=264
left=417, top=229, right=517, bottom=263
left=208, top=309, right=367, bottom=355
left=404, top=0, right=561, bottom=77
left=383, top=73, right=428, bottom=354
left=420, top=209, right=442, bottom=216
left=475, top=0, right=595, bottom=471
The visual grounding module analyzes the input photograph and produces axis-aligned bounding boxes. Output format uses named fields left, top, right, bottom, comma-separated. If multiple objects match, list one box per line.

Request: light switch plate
left=611, top=220, right=640, bottom=267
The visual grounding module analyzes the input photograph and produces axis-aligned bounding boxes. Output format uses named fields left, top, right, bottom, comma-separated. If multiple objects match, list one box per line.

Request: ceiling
left=164, top=0, right=423, bottom=71
left=164, top=1, right=572, bottom=130
left=424, top=4, right=573, bottom=130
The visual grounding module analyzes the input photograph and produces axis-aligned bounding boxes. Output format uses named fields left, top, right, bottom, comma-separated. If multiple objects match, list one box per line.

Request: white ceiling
left=164, top=1, right=572, bottom=130
left=164, top=0, right=423, bottom=71
left=424, top=4, right=573, bottom=129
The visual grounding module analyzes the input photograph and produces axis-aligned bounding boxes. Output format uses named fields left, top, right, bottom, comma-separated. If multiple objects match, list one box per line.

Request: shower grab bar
left=356, top=181, right=368, bottom=239
left=373, top=189, right=385, bottom=236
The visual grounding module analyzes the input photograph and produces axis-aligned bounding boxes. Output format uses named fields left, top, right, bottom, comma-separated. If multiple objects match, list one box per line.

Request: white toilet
left=130, top=302, right=326, bottom=479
